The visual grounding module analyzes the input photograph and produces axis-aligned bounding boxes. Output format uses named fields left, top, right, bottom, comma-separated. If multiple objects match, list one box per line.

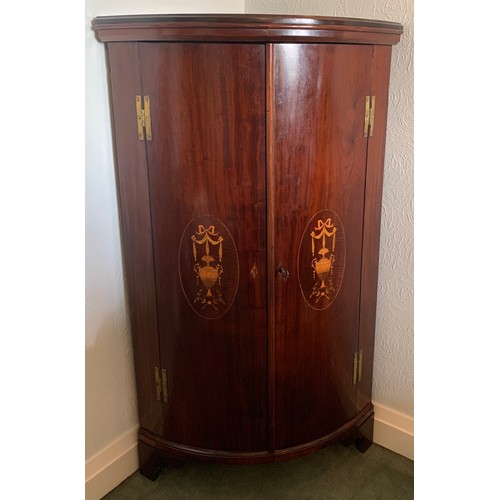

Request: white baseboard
left=373, top=402, right=414, bottom=460
left=85, top=426, right=139, bottom=500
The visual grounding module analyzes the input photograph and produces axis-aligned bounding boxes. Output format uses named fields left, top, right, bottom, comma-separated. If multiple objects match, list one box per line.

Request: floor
left=103, top=443, right=414, bottom=499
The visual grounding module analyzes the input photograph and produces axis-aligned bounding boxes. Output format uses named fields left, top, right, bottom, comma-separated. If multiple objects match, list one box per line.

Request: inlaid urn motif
left=298, top=209, right=346, bottom=310
left=192, top=225, right=224, bottom=308
left=310, top=219, right=337, bottom=302
left=179, top=216, right=239, bottom=319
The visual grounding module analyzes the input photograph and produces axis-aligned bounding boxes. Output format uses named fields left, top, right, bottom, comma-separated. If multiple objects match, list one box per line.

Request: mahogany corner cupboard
left=93, top=14, right=403, bottom=479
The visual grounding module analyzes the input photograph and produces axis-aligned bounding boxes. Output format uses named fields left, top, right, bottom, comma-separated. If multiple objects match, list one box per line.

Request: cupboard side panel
left=107, top=43, right=163, bottom=435
left=140, top=43, right=268, bottom=452
left=356, top=45, right=393, bottom=412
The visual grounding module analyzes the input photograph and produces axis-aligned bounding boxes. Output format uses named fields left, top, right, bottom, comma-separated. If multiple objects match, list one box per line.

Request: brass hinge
left=135, top=95, right=152, bottom=141
left=154, top=366, right=168, bottom=403
left=363, top=95, right=376, bottom=138
left=353, top=350, right=363, bottom=385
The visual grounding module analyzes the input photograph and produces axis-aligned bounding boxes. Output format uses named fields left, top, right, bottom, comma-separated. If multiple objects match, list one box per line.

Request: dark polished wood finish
left=266, top=43, right=277, bottom=452
left=140, top=42, right=268, bottom=452
left=106, top=43, right=163, bottom=436
left=138, top=402, right=373, bottom=465
left=272, top=43, right=373, bottom=449
left=93, top=14, right=402, bottom=45
left=138, top=440, right=185, bottom=481
left=354, top=413, right=374, bottom=453
left=356, top=46, right=394, bottom=413
left=94, top=13, right=402, bottom=29
left=138, top=440, right=163, bottom=481
left=97, top=14, right=402, bottom=479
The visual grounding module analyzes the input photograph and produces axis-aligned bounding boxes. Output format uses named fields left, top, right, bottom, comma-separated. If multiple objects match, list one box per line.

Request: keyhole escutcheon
left=278, top=265, right=289, bottom=282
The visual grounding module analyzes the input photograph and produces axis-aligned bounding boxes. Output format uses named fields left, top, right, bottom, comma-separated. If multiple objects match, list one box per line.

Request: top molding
left=93, top=14, right=403, bottom=45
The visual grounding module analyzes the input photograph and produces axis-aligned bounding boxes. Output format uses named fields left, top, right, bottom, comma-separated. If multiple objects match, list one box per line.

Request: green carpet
left=103, top=443, right=413, bottom=499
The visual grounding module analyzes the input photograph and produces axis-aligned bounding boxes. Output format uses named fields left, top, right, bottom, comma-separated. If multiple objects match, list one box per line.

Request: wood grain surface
left=271, top=43, right=372, bottom=449
left=107, top=42, right=163, bottom=436
left=100, top=15, right=402, bottom=470
left=140, top=43, right=268, bottom=452
left=93, top=14, right=403, bottom=44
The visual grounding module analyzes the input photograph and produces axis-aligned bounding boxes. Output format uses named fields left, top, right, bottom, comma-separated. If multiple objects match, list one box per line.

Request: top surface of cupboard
left=94, top=14, right=403, bottom=44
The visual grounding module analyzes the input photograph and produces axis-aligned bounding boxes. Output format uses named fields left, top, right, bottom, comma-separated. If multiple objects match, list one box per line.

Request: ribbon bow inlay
left=191, top=224, right=224, bottom=262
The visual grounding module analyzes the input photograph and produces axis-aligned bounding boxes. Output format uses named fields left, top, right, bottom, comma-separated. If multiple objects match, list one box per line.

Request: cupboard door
left=139, top=43, right=268, bottom=452
left=271, top=44, right=373, bottom=449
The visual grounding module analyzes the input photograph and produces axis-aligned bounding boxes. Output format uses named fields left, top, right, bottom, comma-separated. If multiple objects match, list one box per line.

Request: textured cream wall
left=85, top=0, right=245, bottom=460
left=246, top=0, right=414, bottom=417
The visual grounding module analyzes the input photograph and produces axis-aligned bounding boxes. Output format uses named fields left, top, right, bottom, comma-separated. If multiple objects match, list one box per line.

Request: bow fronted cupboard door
left=94, top=15, right=402, bottom=479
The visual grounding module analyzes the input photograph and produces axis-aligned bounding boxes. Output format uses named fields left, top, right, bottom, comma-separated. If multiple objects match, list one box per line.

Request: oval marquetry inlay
left=297, top=209, right=346, bottom=310
left=178, top=216, right=239, bottom=319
